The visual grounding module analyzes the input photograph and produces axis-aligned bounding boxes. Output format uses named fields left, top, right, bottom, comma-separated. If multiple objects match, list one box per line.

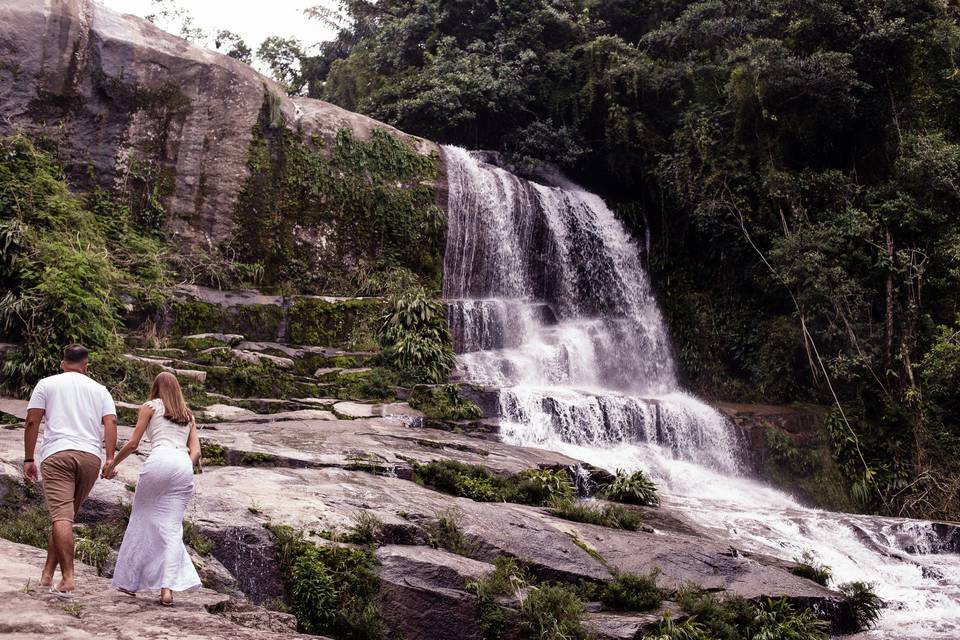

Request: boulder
left=376, top=545, right=492, bottom=640
left=333, top=401, right=380, bottom=419
left=0, top=0, right=436, bottom=249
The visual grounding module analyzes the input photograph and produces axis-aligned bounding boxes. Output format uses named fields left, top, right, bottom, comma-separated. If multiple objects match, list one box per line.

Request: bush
left=74, top=537, right=112, bottom=575
left=837, top=581, right=883, bottom=632
left=514, top=469, right=575, bottom=506
left=413, top=460, right=574, bottom=506
left=424, top=507, right=480, bottom=558
left=182, top=520, right=215, bottom=556
left=520, top=583, right=589, bottom=640
left=0, top=136, right=170, bottom=394
left=602, top=569, right=665, bottom=611
left=409, top=384, right=484, bottom=420
left=268, top=524, right=385, bottom=639
left=347, top=511, right=384, bottom=545
left=599, top=469, right=660, bottom=506
left=643, top=615, right=711, bottom=640
left=749, top=597, right=828, bottom=640
left=549, top=499, right=642, bottom=531
left=467, top=556, right=528, bottom=640
left=377, top=287, right=455, bottom=384
left=790, top=551, right=831, bottom=586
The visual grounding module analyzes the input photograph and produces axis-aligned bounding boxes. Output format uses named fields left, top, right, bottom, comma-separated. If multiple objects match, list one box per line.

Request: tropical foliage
left=288, top=0, right=960, bottom=521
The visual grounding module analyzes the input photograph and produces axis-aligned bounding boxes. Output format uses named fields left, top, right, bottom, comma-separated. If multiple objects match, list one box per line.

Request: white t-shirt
left=27, top=372, right=117, bottom=463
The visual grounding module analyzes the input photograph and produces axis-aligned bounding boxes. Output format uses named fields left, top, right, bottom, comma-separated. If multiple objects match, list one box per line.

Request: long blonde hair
left=148, top=371, right=194, bottom=425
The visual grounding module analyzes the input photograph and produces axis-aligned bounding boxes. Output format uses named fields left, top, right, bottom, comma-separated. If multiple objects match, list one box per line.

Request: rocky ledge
left=1, top=401, right=858, bottom=640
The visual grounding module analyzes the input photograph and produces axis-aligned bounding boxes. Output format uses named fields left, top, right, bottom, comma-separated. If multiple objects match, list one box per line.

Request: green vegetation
left=837, top=581, right=883, bottom=632
left=601, top=569, right=665, bottom=612
left=292, top=0, right=960, bottom=522
left=667, top=587, right=830, bottom=640
left=548, top=500, right=642, bottom=531
left=0, top=136, right=170, bottom=393
left=234, top=92, right=443, bottom=294
left=409, top=384, right=484, bottom=420
left=182, top=520, right=215, bottom=556
left=269, top=524, right=385, bottom=638
left=790, top=551, right=832, bottom=587
left=377, top=287, right=455, bottom=384
left=424, top=507, right=480, bottom=558
left=598, top=469, right=660, bottom=507
left=287, top=297, right=382, bottom=349
left=520, top=583, right=589, bottom=640
left=413, top=460, right=573, bottom=506
left=347, top=511, right=385, bottom=546
left=200, top=440, right=227, bottom=466
left=0, top=480, right=49, bottom=548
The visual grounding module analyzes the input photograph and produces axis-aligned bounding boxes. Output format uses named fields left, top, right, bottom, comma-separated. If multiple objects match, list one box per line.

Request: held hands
left=101, top=459, right=118, bottom=479
left=22, top=461, right=38, bottom=484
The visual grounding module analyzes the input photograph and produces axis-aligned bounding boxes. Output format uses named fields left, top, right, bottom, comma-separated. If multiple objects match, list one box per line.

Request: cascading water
left=442, top=146, right=960, bottom=639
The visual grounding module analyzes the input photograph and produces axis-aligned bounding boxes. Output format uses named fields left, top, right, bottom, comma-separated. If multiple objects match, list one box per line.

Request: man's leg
left=40, top=532, right=58, bottom=586
left=51, top=520, right=76, bottom=591
left=40, top=453, right=79, bottom=592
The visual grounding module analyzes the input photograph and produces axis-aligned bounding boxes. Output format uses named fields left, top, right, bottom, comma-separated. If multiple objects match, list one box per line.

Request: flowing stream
left=441, top=146, right=960, bottom=639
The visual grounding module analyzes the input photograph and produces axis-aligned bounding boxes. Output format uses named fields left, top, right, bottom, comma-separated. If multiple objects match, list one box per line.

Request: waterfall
left=442, top=145, right=740, bottom=473
left=441, top=146, right=960, bottom=639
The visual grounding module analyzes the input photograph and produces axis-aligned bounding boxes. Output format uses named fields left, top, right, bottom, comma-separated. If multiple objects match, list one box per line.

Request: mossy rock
left=286, top=298, right=383, bottom=349
left=409, top=385, right=484, bottom=421
left=229, top=304, right=284, bottom=341
left=182, top=334, right=244, bottom=351
left=203, top=363, right=321, bottom=399
left=168, top=300, right=229, bottom=337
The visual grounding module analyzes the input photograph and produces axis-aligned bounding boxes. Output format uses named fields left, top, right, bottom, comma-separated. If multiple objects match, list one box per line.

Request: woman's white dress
left=112, top=399, right=201, bottom=593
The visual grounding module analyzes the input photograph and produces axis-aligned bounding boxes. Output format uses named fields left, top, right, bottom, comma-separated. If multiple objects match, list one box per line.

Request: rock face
left=0, top=538, right=314, bottom=639
left=0, top=0, right=437, bottom=249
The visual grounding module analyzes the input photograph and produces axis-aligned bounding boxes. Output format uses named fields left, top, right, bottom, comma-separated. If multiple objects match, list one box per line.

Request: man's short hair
left=63, top=344, right=89, bottom=364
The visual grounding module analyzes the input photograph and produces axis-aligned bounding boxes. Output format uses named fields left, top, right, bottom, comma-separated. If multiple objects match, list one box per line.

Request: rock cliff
left=0, top=0, right=442, bottom=291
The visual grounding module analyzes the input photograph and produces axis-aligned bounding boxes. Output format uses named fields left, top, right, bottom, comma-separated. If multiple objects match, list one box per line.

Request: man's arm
left=23, top=408, right=44, bottom=483
left=102, top=414, right=118, bottom=467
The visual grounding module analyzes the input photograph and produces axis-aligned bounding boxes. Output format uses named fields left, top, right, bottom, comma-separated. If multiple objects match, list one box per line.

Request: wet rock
left=189, top=547, right=243, bottom=597
left=206, top=599, right=299, bottom=634
left=585, top=604, right=682, bottom=640
left=230, top=349, right=296, bottom=369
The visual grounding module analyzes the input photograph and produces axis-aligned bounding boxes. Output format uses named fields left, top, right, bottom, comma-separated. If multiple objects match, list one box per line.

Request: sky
left=99, top=0, right=338, bottom=67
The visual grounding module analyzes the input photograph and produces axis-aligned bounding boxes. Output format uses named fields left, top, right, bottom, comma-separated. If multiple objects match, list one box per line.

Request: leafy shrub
left=182, top=520, right=215, bottom=556
left=413, top=460, right=574, bottom=507
left=424, top=507, right=480, bottom=558
left=414, top=460, right=508, bottom=502
left=599, top=469, right=660, bottom=506
left=837, top=581, right=883, bottom=632
left=750, top=597, right=828, bottom=640
left=409, top=384, right=484, bottom=420
left=549, top=499, right=642, bottom=531
left=520, top=583, right=589, bottom=640
left=377, top=287, right=455, bottom=384
left=74, top=537, right=112, bottom=575
left=790, top=551, right=831, bottom=586
left=643, top=615, right=711, bottom=640
left=0, top=481, right=49, bottom=549
left=467, top=556, right=527, bottom=640
left=514, top=468, right=574, bottom=506
left=602, top=569, right=665, bottom=611
left=0, top=136, right=170, bottom=394
left=268, top=524, right=385, bottom=639
left=347, top=511, right=385, bottom=545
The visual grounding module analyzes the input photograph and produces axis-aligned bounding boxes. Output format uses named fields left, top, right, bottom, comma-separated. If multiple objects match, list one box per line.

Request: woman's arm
left=102, top=404, right=153, bottom=478
left=187, top=420, right=201, bottom=466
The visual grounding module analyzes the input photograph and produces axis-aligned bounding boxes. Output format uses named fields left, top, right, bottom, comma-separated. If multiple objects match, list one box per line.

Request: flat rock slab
left=185, top=417, right=582, bottom=475
left=0, top=538, right=313, bottom=639
left=0, top=397, right=28, bottom=420
left=202, top=404, right=260, bottom=420
left=586, top=605, right=682, bottom=640
left=185, top=333, right=245, bottom=347
left=333, top=401, right=380, bottom=418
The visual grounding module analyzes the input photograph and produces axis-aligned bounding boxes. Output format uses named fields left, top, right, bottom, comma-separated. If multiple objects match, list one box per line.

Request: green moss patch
left=409, top=384, right=484, bottom=420
left=287, top=297, right=383, bottom=348
left=234, top=91, right=443, bottom=294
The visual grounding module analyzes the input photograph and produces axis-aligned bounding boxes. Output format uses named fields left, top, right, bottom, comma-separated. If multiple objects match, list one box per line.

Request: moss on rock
left=287, top=297, right=383, bottom=348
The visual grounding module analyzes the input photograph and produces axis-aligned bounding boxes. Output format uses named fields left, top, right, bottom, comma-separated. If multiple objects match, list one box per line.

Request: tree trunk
left=884, top=229, right=894, bottom=371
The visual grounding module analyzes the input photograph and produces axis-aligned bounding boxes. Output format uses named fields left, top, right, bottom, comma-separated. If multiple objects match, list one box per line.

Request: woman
left=102, top=371, right=202, bottom=605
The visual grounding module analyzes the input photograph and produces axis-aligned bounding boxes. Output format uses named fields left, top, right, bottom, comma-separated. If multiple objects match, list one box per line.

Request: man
left=22, top=344, right=117, bottom=595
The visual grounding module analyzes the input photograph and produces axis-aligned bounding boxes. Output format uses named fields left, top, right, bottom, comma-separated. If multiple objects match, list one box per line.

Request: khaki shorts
left=41, top=451, right=100, bottom=523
